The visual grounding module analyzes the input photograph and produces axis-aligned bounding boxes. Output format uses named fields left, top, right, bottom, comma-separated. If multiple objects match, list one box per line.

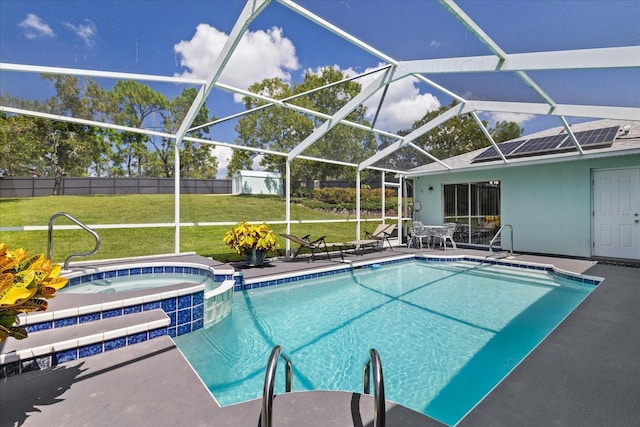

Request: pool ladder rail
left=489, top=224, right=513, bottom=256
left=261, top=346, right=386, bottom=427
left=47, top=211, right=101, bottom=269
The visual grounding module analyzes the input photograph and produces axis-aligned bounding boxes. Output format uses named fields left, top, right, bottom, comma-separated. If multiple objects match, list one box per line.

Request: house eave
left=405, top=147, right=640, bottom=178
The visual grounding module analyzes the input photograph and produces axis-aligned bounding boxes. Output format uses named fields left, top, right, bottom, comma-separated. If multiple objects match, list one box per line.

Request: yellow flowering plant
left=0, top=243, right=68, bottom=342
left=222, top=222, right=280, bottom=255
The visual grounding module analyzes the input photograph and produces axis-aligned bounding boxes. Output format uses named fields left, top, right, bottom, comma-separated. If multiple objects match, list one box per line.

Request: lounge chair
left=364, top=223, right=396, bottom=250
left=280, top=234, right=351, bottom=262
left=347, top=223, right=396, bottom=254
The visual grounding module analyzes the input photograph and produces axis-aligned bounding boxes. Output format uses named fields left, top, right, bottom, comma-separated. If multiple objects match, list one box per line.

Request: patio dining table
left=422, top=225, right=447, bottom=249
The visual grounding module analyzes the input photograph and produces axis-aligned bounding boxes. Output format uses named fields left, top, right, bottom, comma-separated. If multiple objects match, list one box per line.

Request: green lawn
left=0, top=194, right=383, bottom=263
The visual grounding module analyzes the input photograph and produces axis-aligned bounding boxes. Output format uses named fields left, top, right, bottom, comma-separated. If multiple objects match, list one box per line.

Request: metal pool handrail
left=363, top=348, right=386, bottom=427
left=261, top=345, right=293, bottom=427
left=489, top=224, right=513, bottom=256
left=47, top=211, right=101, bottom=270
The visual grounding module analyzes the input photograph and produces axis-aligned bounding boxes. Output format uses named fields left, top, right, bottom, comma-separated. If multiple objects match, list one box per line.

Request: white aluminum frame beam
left=412, top=74, right=466, bottom=103
left=0, top=62, right=206, bottom=85
left=395, top=46, right=640, bottom=77
left=0, top=106, right=174, bottom=139
left=467, top=100, right=640, bottom=121
left=470, top=111, right=507, bottom=162
left=195, top=66, right=400, bottom=139
left=559, top=116, right=585, bottom=155
left=173, top=0, right=271, bottom=145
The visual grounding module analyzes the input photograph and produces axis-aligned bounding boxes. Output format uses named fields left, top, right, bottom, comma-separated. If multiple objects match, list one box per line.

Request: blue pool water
left=60, top=272, right=214, bottom=293
left=174, top=260, right=596, bottom=425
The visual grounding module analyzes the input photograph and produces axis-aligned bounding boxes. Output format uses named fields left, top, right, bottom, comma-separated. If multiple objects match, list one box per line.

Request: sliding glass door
left=443, top=181, right=501, bottom=246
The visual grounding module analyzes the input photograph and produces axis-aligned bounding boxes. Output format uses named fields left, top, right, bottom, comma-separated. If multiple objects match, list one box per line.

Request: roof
left=406, top=119, right=640, bottom=177
left=233, top=170, right=282, bottom=178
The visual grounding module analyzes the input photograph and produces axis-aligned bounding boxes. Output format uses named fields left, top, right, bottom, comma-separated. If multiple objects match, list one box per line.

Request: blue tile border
left=104, top=337, right=126, bottom=352
left=25, top=321, right=53, bottom=334
left=63, top=266, right=224, bottom=290
left=54, top=317, right=78, bottom=328
left=79, top=343, right=103, bottom=358
left=53, top=349, right=77, bottom=365
left=79, top=313, right=101, bottom=323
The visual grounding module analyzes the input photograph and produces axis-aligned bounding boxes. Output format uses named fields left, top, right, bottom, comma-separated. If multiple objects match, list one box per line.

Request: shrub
left=0, top=243, right=68, bottom=342
left=222, top=222, right=280, bottom=255
left=312, top=187, right=396, bottom=206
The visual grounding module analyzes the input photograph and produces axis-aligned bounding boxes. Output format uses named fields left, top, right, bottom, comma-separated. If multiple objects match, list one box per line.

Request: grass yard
left=0, top=194, right=385, bottom=263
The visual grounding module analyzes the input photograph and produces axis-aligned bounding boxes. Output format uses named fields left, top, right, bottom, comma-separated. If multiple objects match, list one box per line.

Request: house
left=406, top=119, right=640, bottom=261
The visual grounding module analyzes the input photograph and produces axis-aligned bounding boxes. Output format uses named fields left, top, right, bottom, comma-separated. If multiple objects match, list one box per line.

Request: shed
left=232, top=170, right=283, bottom=195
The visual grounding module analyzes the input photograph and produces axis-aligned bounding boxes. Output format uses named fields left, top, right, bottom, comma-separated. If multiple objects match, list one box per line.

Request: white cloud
left=63, top=19, right=97, bottom=47
left=210, top=146, right=264, bottom=178
left=18, top=14, right=55, bottom=39
left=377, top=90, right=441, bottom=131
left=174, top=24, right=300, bottom=101
left=357, top=69, right=441, bottom=132
left=486, top=112, right=536, bottom=126
left=210, top=146, right=233, bottom=178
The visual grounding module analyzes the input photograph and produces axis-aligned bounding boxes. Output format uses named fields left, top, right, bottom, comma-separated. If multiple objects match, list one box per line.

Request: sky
left=1, top=0, right=639, bottom=176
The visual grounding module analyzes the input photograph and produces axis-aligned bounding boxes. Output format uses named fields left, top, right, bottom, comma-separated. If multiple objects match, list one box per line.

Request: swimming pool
left=174, top=259, right=598, bottom=426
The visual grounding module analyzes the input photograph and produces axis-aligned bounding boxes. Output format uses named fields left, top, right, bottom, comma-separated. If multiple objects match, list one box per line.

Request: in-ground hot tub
left=61, top=264, right=220, bottom=294
left=59, top=260, right=236, bottom=331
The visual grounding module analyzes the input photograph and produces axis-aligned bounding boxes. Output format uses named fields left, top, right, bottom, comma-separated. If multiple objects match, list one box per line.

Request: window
left=444, top=181, right=501, bottom=245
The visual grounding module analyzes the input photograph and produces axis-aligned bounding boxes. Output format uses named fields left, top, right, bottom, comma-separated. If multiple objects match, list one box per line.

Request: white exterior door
left=592, top=168, right=640, bottom=260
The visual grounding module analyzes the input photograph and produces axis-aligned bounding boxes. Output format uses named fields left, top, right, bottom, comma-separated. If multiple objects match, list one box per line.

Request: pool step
left=17, top=283, right=207, bottom=339
left=0, top=309, right=169, bottom=376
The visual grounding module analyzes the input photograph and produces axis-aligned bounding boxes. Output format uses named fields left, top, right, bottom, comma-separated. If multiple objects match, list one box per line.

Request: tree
left=230, top=68, right=376, bottom=184
left=230, top=77, right=310, bottom=178
left=23, top=75, right=95, bottom=195
left=1, top=78, right=219, bottom=180
left=292, top=68, right=377, bottom=182
left=408, top=102, right=490, bottom=162
left=108, top=81, right=167, bottom=176
left=161, top=87, right=217, bottom=179
left=0, top=113, right=38, bottom=176
left=490, top=120, right=523, bottom=143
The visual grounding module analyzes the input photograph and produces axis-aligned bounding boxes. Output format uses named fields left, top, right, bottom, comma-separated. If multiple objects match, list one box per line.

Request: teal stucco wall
left=413, top=154, right=640, bottom=257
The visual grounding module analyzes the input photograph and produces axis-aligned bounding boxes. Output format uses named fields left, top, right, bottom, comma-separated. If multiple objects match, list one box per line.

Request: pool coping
left=239, top=253, right=603, bottom=292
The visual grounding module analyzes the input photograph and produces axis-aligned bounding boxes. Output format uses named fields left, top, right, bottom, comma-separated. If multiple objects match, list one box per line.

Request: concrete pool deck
left=1, top=248, right=638, bottom=426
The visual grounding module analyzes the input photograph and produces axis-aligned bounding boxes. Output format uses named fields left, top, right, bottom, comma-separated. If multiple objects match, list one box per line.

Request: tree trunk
left=53, top=168, right=63, bottom=195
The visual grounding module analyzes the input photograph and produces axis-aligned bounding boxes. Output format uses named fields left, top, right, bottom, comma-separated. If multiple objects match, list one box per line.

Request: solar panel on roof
left=511, top=134, right=567, bottom=155
left=472, top=140, right=525, bottom=162
left=472, top=125, right=619, bottom=163
left=559, top=126, right=619, bottom=148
